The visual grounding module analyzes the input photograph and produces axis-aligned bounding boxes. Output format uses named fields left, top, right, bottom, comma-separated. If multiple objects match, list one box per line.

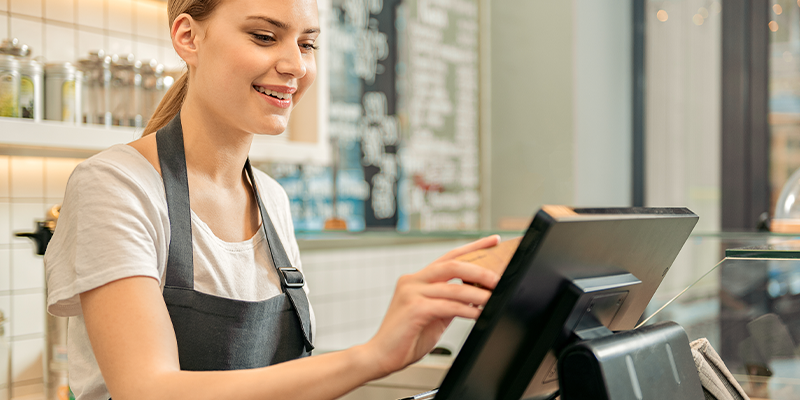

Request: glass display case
left=643, top=233, right=800, bottom=399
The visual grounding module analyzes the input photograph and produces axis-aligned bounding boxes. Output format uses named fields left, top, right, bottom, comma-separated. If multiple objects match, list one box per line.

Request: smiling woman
left=41, top=0, right=501, bottom=400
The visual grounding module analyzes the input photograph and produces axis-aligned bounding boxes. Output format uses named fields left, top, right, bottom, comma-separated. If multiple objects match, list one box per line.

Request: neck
left=179, top=95, right=254, bottom=188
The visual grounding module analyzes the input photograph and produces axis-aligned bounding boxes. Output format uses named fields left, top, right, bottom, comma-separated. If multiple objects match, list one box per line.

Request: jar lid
left=111, top=53, right=136, bottom=67
left=136, top=59, right=164, bottom=75
left=77, top=50, right=112, bottom=70
left=0, top=38, right=31, bottom=57
left=0, top=54, right=20, bottom=69
left=45, top=62, right=77, bottom=75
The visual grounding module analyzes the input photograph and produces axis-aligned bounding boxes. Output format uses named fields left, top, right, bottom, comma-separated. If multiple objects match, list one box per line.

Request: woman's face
left=186, top=0, right=319, bottom=136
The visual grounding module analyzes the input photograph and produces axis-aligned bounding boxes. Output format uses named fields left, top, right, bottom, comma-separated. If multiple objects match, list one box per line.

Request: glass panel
left=645, top=234, right=800, bottom=398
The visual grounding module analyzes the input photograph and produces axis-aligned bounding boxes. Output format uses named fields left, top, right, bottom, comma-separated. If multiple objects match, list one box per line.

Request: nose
left=275, top=42, right=307, bottom=78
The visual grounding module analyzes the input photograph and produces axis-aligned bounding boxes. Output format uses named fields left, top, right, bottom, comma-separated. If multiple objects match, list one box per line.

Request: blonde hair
left=142, top=0, right=222, bottom=135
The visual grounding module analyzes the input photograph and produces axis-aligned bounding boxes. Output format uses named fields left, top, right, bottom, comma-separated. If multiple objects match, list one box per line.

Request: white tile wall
left=4, top=0, right=177, bottom=71
left=302, top=241, right=474, bottom=351
left=8, top=0, right=41, bottom=19
left=44, top=0, right=76, bottom=25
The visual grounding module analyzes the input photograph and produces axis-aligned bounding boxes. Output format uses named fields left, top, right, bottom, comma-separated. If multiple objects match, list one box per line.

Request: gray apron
left=154, top=113, right=314, bottom=371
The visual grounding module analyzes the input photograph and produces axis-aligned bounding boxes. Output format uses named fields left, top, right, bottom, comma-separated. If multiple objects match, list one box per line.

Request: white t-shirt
left=44, top=144, right=315, bottom=400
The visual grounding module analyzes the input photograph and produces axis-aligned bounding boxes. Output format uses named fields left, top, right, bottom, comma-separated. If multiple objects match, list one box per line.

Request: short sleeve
left=45, top=155, right=167, bottom=317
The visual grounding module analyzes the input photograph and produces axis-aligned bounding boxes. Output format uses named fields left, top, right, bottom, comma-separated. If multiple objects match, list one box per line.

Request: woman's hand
left=362, top=235, right=502, bottom=377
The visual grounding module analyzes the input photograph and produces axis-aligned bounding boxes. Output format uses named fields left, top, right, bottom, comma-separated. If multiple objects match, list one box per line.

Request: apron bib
left=155, top=113, right=314, bottom=371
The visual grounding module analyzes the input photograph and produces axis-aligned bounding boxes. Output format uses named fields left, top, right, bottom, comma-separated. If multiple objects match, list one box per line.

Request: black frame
left=721, top=0, right=771, bottom=231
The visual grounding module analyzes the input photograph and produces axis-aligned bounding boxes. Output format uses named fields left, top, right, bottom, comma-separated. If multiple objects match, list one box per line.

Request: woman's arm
left=81, top=236, right=501, bottom=400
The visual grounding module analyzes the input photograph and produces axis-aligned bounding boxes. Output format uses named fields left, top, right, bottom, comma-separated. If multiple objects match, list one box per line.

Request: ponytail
left=143, top=72, right=188, bottom=135
left=142, top=0, right=222, bottom=136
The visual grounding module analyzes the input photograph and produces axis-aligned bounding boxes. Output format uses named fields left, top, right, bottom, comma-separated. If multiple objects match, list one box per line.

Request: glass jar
left=0, top=39, right=41, bottom=120
left=135, top=59, right=164, bottom=128
left=110, top=54, right=136, bottom=127
left=45, top=63, right=82, bottom=124
left=77, top=51, right=111, bottom=127
left=0, top=55, right=20, bottom=118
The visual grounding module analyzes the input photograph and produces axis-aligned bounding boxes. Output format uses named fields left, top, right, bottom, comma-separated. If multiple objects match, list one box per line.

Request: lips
left=253, top=85, right=294, bottom=109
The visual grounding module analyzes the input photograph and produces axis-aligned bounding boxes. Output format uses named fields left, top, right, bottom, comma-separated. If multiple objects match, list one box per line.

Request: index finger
left=436, top=235, right=501, bottom=263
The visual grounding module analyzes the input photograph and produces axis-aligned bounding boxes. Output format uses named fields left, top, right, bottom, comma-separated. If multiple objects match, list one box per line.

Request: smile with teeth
left=254, top=86, right=292, bottom=100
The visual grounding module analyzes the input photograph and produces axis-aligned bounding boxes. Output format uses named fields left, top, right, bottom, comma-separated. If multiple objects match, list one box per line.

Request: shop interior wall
left=488, top=0, right=633, bottom=230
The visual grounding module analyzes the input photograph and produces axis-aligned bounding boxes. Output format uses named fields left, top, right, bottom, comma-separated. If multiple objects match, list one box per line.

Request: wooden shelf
left=0, top=117, right=331, bottom=164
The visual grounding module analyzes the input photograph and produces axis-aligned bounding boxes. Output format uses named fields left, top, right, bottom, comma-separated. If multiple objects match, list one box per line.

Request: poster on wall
left=267, top=0, right=480, bottom=232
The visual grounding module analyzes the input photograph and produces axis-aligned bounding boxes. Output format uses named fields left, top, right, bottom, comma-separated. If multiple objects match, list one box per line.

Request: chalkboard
left=269, top=0, right=480, bottom=232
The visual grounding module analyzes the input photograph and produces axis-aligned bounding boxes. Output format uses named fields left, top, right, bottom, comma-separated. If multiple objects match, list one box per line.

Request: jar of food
left=0, top=38, right=42, bottom=121
left=45, top=63, right=82, bottom=124
left=110, top=54, right=136, bottom=127
left=77, top=51, right=111, bottom=127
left=135, top=59, right=164, bottom=128
left=19, top=58, right=43, bottom=121
left=0, top=55, right=20, bottom=118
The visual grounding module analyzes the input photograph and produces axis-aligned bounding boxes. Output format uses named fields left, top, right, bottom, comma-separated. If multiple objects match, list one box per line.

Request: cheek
left=295, top=62, right=317, bottom=103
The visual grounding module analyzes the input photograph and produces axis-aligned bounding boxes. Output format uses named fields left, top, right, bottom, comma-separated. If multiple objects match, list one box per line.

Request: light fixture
left=657, top=10, right=668, bottom=22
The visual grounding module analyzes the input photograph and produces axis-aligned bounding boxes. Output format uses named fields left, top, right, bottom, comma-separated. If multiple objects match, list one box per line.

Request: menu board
left=268, top=0, right=479, bottom=231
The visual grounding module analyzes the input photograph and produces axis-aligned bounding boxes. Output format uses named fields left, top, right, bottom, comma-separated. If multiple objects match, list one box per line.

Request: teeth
left=254, top=86, right=292, bottom=100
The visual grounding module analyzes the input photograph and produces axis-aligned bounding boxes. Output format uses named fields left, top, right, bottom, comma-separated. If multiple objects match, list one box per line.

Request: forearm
left=113, top=344, right=384, bottom=400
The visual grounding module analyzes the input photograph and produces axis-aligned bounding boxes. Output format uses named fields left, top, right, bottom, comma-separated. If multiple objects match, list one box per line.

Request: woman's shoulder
left=70, top=144, right=163, bottom=194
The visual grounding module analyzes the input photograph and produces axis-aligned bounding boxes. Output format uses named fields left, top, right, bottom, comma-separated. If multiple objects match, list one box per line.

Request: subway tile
left=9, top=0, right=41, bottom=18
left=107, top=34, right=133, bottom=57
left=0, top=157, right=9, bottom=199
left=44, top=0, right=75, bottom=24
left=44, top=158, right=79, bottom=200
left=0, top=249, right=10, bottom=292
left=108, top=0, right=132, bottom=35
left=10, top=293, right=43, bottom=337
left=0, top=297, right=10, bottom=389
left=0, top=14, right=7, bottom=39
left=76, top=29, right=105, bottom=59
left=156, top=2, right=168, bottom=41
left=0, top=203, right=8, bottom=245
left=43, top=23, right=76, bottom=63
left=137, top=41, right=158, bottom=63
left=11, top=337, right=43, bottom=382
left=10, top=247, right=43, bottom=291
left=9, top=158, right=43, bottom=199
left=11, top=382, right=43, bottom=399
left=134, top=1, right=160, bottom=39
left=8, top=17, right=42, bottom=60
left=76, top=0, right=104, bottom=30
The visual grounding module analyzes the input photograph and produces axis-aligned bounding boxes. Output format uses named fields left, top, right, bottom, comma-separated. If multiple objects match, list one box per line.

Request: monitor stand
left=555, top=275, right=705, bottom=400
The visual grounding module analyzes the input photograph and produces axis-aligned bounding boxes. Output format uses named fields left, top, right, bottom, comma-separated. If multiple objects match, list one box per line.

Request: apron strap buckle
left=279, top=267, right=306, bottom=288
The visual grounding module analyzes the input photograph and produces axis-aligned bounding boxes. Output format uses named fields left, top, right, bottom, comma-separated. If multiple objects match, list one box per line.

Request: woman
left=44, top=0, right=500, bottom=399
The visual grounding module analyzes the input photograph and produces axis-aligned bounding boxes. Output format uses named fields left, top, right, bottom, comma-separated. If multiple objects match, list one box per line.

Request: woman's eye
left=252, top=33, right=275, bottom=44
left=301, top=43, right=319, bottom=51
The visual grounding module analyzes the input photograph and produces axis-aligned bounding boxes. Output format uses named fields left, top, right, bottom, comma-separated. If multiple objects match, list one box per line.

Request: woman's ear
left=171, top=13, right=200, bottom=68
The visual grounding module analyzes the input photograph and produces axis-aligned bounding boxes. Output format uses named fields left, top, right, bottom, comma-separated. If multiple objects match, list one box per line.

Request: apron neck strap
left=156, top=113, right=314, bottom=351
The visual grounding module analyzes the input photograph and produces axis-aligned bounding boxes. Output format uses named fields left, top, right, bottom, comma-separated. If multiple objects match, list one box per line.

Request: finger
left=417, top=260, right=500, bottom=289
left=419, top=282, right=493, bottom=306
left=421, top=298, right=483, bottom=321
left=435, top=235, right=501, bottom=262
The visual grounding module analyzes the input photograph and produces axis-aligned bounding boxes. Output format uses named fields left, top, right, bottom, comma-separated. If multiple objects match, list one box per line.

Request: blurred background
left=2, top=0, right=800, bottom=399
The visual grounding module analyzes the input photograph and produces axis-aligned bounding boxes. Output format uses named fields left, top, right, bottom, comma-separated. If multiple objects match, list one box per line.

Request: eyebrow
left=246, top=16, right=320, bottom=34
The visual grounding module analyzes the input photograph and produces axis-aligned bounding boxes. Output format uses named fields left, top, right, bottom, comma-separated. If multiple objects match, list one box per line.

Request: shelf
left=0, top=117, right=331, bottom=164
